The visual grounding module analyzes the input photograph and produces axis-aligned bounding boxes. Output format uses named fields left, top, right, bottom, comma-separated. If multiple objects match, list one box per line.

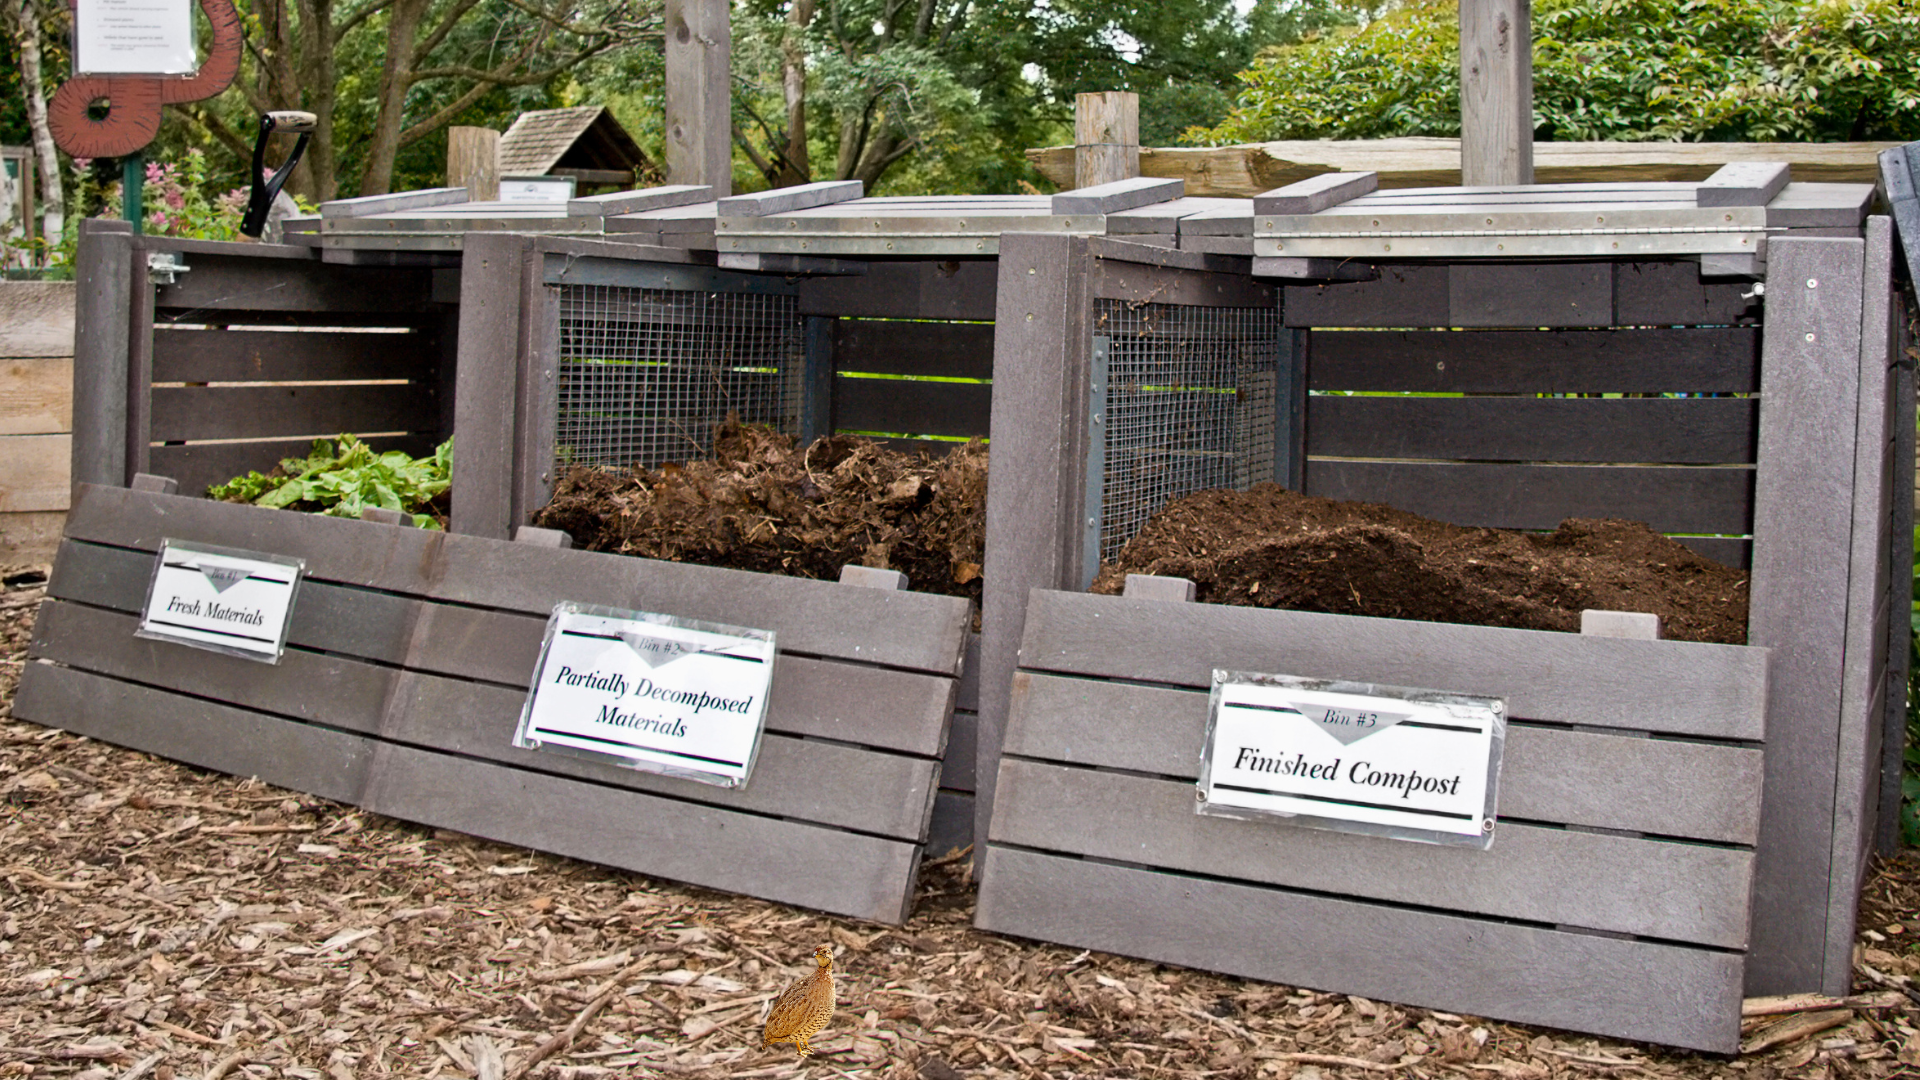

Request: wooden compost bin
left=69, top=219, right=456, bottom=497
left=15, top=480, right=969, bottom=922
left=446, top=230, right=1012, bottom=857
left=972, top=207, right=1911, bottom=1046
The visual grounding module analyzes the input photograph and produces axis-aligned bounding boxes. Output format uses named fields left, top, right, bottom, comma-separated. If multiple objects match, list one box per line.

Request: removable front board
left=1199, top=672, right=1505, bottom=848
left=136, top=540, right=304, bottom=663
left=514, top=604, right=776, bottom=788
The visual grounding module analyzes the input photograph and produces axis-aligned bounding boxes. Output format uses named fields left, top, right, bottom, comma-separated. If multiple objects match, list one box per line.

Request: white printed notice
left=136, top=541, right=304, bottom=663
left=75, top=0, right=197, bottom=76
left=1198, top=672, right=1505, bottom=848
left=514, top=604, right=776, bottom=788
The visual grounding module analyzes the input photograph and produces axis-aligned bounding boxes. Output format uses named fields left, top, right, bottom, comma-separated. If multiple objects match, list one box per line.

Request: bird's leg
left=795, top=1035, right=812, bottom=1057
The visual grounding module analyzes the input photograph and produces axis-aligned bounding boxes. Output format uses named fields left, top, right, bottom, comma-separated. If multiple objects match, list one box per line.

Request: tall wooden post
left=1460, top=0, right=1533, bottom=186
left=665, top=0, right=732, bottom=199
left=447, top=126, right=500, bottom=201
left=1074, top=92, right=1139, bottom=188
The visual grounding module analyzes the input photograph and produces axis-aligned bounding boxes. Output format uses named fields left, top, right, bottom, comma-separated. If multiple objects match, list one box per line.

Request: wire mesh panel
left=1094, top=299, right=1282, bottom=563
left=556, top=284, right=805, bottom=470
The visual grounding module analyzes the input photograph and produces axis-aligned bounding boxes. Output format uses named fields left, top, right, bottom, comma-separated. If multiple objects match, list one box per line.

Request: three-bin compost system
left=18, top=167, right=1909, bottom=1053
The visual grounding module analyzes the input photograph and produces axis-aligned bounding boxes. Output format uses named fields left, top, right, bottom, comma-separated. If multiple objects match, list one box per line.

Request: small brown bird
left=761, top=944, right=837, bottom=1057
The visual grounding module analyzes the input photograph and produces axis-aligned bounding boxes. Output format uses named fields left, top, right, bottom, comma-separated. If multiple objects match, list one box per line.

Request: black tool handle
left=240, top=112, right=318, bottom=238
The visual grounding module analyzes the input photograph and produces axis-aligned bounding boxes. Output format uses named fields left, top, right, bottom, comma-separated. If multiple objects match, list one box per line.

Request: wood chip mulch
left=4, top=563, right=1920, bottom=1080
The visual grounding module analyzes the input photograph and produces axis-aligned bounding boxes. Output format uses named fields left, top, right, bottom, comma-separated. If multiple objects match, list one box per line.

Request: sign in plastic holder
left=136, top=540, right=304, bottom=663
left=514, top=604, right=777, bottom=789
left=74, top=0, right=198, bottom=75
left=1197, top=672, right=1506, bottom=849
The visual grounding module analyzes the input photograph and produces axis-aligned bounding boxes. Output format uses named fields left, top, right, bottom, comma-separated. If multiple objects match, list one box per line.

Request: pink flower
left=164, top=190, right=184, bottom=210
left=145, top=162, right=164, bottom=183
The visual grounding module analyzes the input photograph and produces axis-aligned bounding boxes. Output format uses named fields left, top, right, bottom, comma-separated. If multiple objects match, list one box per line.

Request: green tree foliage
left=1199, top=0, right=1920, bottom=145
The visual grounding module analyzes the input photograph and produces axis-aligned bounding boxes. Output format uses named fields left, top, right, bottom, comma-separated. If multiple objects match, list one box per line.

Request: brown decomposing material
left=535, top=423, right=988, bottom=606
left=1090, top=484, right=1750, bottom=645
left=0, top=589, right=1917, bottom=1074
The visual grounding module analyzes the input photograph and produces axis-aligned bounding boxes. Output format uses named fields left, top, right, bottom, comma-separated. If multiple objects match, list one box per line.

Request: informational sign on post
left=1198, top=672, right=1505, bottom=848
left=514, top=604, right=777, bottom=788
left=74, top=0, right=198, bottom=76
left=136, top=540, right=304, bottom=663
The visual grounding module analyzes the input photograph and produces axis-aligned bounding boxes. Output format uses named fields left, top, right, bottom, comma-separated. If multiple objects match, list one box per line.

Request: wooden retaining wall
left=976, top=227, right=1908, bottom=1005
left=0, top=280, right=75, bottom=561
left=15, top=482, right=970, bottom=923
left=977, top=587, right=1770, bottom=1052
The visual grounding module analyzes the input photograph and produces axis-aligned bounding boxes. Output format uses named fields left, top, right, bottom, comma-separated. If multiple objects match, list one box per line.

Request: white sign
left=498, top=177, right=575, bottom=204
left=514, top=605, right=776, bottom=788
left=136, top=541, right=304, bottom=663
left=1198, top=672, right=1504, bottom=848
left=75, top=0, right=197, bottom=75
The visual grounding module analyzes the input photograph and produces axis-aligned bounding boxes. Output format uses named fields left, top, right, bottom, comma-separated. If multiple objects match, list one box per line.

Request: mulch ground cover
left=1, top=562, right=1918, bottom=1080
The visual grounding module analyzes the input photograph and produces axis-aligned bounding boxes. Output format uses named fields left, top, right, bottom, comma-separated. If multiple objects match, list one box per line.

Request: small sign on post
left=1198, top=672, right=1505, bottom=848
left=514, top=604, right=776, bottom=788
left=136, top=540, right=304, bottom=662
left=73, top=0, right=197, bottom=75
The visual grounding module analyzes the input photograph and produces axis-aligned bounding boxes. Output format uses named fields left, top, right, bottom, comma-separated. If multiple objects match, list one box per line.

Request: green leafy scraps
left=208, top=435, right=452, bottom=530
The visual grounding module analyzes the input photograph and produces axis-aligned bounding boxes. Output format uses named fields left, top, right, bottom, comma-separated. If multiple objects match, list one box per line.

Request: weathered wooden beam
left=446, top=127, right=500, bottom=202
left=1075, top=92, right=1139, bottom=188
left=1460, top=0, right=1533, bottom=185
left=1029, top=140, right=1897, bottom=195
left=664, top=0, right=731, bottom=198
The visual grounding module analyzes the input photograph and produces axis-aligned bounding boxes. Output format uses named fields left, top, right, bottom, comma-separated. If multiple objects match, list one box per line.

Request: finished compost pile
left=1091, top=484, right=1749, bottom=644
left=534, top=422, right=987, bottom=604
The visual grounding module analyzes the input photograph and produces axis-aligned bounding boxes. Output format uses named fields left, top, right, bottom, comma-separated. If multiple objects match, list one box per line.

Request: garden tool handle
left=240, top=111, right=317, bottom=238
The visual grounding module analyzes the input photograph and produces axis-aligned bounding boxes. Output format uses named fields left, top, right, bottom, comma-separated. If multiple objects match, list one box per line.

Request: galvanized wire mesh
left=555, top=284, right=805, bottom=470
left=1096, top=299, right=1281, bottom=561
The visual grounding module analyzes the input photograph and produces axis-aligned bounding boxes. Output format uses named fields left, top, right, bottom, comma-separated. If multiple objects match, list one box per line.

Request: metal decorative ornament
left=47, top=0, right=242, bottom=159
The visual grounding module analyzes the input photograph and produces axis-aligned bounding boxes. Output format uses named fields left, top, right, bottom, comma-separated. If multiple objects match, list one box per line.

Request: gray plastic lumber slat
left=1017, top=591, right=1768, bottom=741
left=30, top=599, right=392, bottom=736
left=1679, top=536, right=1752, bottom=571
left=152, top=255, right=437, bottom=317
left=927, top=790, right=973, bottom=858
left=974, top=846, right=1741, bottom=1053
left=1745, top=237, right=1868, bottom=997
left=1699, top=162, right=1792, bottom=207
left=364, top=741, right=921, bottom=923
left=716, top=181, right=864, bottom=217
left=990, top=759, right=1752, bottom=947
left=149, top=384, right=436, bottom=442
left=1105, top=198, right=1246, bottom=235
left=1768, top=184, right=1876, bottom=229
left=1308, top=327, right=1760, bottom=394
left=955, top=632, right=981, bottom=713
left=1285, top=265, right=1450, bottom=327
left=1177, top=207, right=1255, bottom=236
left=13, top=663, right=375, bottom=807
left=383, top=673, right=938, bottom=841
left=1051, top=177, right=1184, bottom=216
left=1451, top=263, right=1612, bottom=327
left=1091, top=257, right=1277, bottom=310
left=943, top=708, right=977, bottom=793
left=429, top=531, right=971, bottom=676
left=1004, top=671, right=1763, bottom=845
left=977, top=233, right=1098, bottom=864
left=1881, top=317, right=1918, bottom=854
left=1305, top=460, right=1753, bottom=535
left=1308, top=395, right=1756, bottom=464
left=1880, top=148, right=1920, bottom=289
left=1828, top=216, right=1898, bottom=992
left=807, top=261, right=999, bottom=322
left=71, top=222, right=134, bottom=489
left=58, top=484, right=971, bottom=675
left=832, top=318, right=994, bottom=381
left=834, top=378, right=990, bottom=442
left=151, top=326, right=435, bottom=383
left=321, top=187, right=469, bottom=218
left=1616, top=261, right=1763, bottom=326
left=1254, top=172, right=1379, bottom=216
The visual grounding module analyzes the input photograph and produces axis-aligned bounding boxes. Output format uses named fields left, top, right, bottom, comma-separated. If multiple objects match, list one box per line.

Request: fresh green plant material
left=208, top=435, right=452, bottom=530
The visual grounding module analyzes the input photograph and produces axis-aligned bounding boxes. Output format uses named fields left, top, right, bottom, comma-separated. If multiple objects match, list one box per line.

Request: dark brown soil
left=1090, top=484, right=1751, bottom=645
left=533, top=421, right=989, bottom=606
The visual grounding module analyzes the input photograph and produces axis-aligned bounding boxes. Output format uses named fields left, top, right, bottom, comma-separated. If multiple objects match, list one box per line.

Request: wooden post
left=1460, top=0, right=1533, bottom=186
left=447, top=127, right=500, bottom=202
left=664, top=0, right=732, bottom=199
left=69, top=218, right=133, bottom=491
left=1074, top=92, right=1139, bottom=189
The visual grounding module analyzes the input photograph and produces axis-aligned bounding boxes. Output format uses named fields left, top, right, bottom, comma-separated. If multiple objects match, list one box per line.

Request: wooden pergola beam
left=1460, top=0, right=1533, bottom=185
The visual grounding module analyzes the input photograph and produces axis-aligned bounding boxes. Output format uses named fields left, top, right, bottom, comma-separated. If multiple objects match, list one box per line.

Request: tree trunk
left=356, top=0, right=431, bottom=196
left=772, top=0, right=815, bottom=187
left=5, top=0, right=63, bottom=240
